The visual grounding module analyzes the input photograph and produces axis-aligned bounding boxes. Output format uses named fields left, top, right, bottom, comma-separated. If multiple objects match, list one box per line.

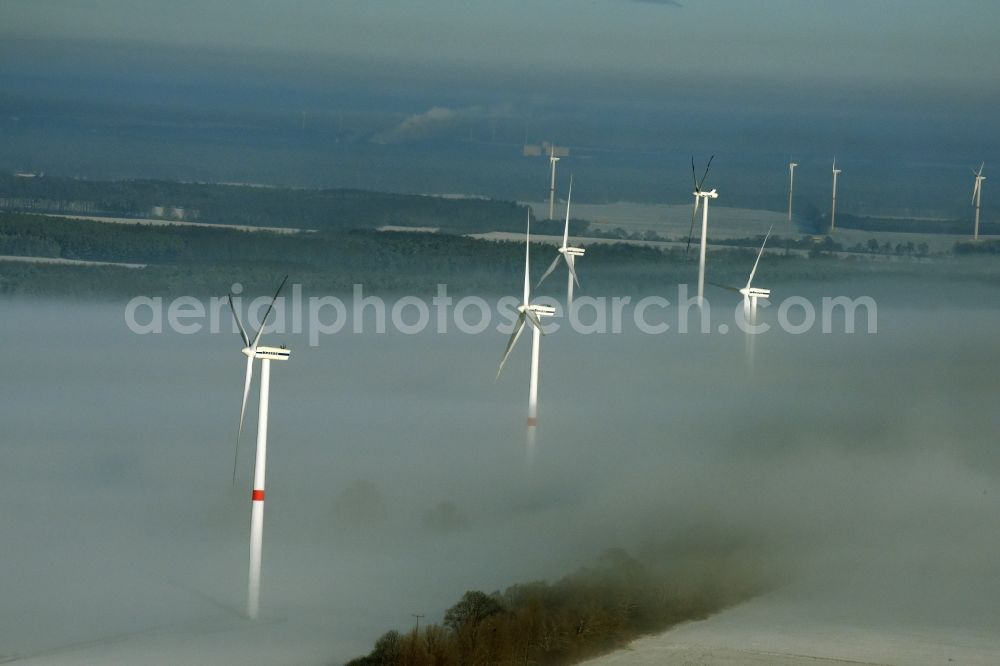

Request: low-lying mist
left=2, top=277, right=999, bottom=663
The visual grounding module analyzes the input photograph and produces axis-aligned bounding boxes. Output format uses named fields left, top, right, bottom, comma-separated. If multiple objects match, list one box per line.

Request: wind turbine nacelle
left=566, top=247, right=586, bottom=257
left=530, top=304, right=557, bottom=317
left=244, top=345, right=291, bottom=360
left=695, top=189, right=719, bottom=199
left=743, top=288, right=770, bottom=299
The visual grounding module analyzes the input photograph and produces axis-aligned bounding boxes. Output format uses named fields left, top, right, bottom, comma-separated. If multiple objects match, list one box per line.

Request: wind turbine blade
left=563, top=175, right=574, bottom=249
left=746, top=225, right=773, bottom=289
left=233, top=355, right=254, bottom=485
left=564, top=254, right=581, bottom=288
left=972, top=180, right=980, bottom=205
left=536, top=253, right=562, bottom=289
left=707, top=281, right=742, bottom=294
left=523, top=212, right=531, bottom=304
left=691, top=156, right=698, bottom=191
left=228, top=294, right=250, bottom=347
left=525, top=308, right=544, bottom=331
left=250, top=275, right=289, bottom=349
left=685, top=196, right=699, bottom=257
left=697, top=155, right=715, bottom=191
left=497, top=314, right=526, bottom=379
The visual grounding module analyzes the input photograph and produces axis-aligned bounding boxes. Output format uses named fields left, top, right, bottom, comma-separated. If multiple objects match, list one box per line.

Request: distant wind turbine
left=548, top=146, right=561, bottom=220
left=686, top=156, right=717, bottom=304
left=228, top=276, right=291, bottom=620
left=537, top=175, right=585, bottom=309
left=972, top=162, right=986, bottom=240
left=830, top=159, right=842, bottom=232
left=498, top=212, right=555, bottom=456
left=788, top=161, right=798, bottom=225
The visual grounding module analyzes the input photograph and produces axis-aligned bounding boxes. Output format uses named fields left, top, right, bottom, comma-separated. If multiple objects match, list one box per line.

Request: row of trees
left=828, top=212, right=996, bottom=236
left=0, top=174, right=549, bottom=235
left=0, top=212, right=749, bottom=297
left=346, top=549, right=760, bottom=666
left=1, top=211, right=972, bottom=299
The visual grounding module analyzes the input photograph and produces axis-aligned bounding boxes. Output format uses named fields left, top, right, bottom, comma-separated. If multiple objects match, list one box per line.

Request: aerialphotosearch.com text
left=124, top=283, right=877, bottom=346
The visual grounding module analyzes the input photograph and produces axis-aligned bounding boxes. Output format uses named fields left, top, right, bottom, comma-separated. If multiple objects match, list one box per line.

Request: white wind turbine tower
left=972, top=162, right=986, bottom=240
left=548, top=145, right=561, bottom=220
left=712, top=226, right=772, bottom=368
left=228, top=276, right=291, bottom=620
left=788, top=160, right=798, bottom=225
left=537, top=175, right=584, bottom=309
left=685, top=156, right=717, bottom=304
left=830, top=159, right=842, bottom=232
left=498, top=213, right=555, bottom=457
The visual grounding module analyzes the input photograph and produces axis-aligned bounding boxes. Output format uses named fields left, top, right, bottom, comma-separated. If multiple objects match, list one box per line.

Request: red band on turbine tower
left=251, top=489, right=265, bottom=502
left=527, top=417, right=537, bottom=427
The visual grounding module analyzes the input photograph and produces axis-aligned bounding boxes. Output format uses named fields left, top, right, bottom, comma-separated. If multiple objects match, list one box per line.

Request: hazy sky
left=2, top=0, right=997, bottom=91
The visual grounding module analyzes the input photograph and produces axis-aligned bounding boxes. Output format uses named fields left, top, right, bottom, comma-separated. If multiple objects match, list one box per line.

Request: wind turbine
left=685, top=156, right=717, bottom=304
left=537, top=175, right=584, bottom=309
left=548, top=146, right=560, bottom=220
left=711, top=226, right=772, bottom=367
left=788, top=160, right=798, bottom=223
left=498, top=212, right=555, bottom=455
left=228, top=276, right=291, bottom=620
left=830, top=159, right=842, bottom=232
left=972, top=162, right=986, bottom=240
left=786, top=161, right=798, bottom=255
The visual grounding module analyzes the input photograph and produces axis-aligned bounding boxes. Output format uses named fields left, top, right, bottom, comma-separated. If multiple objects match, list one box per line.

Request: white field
left=524, top=200, right=995, bottom=253
left=0, top=255, right=146, bottom=268
left=36, top=213, right=311, bottom=234
left=584, top=591, right=1000, bottom=666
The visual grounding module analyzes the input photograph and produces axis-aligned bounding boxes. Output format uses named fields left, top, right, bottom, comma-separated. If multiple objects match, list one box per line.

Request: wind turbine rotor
left=228, top=275, right=289, bottom=485
left=536, top=177, right=583, bottom=290
left=686, top=155, right=714, bottom=256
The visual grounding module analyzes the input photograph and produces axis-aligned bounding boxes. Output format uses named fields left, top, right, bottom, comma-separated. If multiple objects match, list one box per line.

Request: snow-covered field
left=586, top=591, right=1000, bottom=666
left=524, top=200, right=993, bottom=252
left=37, top=213, right=310, bottom=234
left=0, top=254, right=146, bottom=268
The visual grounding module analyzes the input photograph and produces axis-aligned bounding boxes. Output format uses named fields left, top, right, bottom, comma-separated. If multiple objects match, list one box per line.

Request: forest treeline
left=0, top=212, right=786, bottom=297
left=0, top=174, right=580, bottom=235
left=815, top=212, right=997, bottom=236
left=1, top=212, right=994, bottom=298
left=3, top=174, right=989, bottom=238
left=345, top=548, right=762, bottom=666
